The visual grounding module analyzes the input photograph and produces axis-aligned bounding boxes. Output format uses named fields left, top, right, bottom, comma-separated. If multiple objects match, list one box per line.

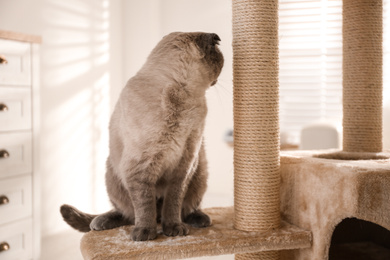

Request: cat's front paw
left=131, top=227, right=157, bottom=241
left=162, top=222, right=189, bottom=237
left=183, top=210, right=211, bottom=228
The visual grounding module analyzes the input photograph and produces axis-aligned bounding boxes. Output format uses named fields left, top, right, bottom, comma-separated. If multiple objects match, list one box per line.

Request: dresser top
left=0, top=30, right=41, bottom=44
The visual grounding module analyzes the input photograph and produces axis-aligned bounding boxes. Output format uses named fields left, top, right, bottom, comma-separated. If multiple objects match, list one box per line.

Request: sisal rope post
left=233, top=0, right=280, bottom=259
left=343, top=0, right=383, bottom=153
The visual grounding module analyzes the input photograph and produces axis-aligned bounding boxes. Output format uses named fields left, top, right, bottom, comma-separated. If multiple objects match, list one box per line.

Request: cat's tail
left=60, top=204, right=97, bottom=232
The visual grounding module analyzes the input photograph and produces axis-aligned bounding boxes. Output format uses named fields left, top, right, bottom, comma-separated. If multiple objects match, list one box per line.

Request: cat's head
left=148, top=32, right=224, bottom=88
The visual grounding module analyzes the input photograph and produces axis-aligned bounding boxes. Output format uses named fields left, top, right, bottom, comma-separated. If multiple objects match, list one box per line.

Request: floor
left=41, top=193, right=235, bottom=260
left=41, top=230, right=84, bottom=260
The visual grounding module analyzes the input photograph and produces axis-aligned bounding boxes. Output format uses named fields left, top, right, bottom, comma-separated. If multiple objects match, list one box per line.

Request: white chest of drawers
left=0, top=31, right=41, bottom=260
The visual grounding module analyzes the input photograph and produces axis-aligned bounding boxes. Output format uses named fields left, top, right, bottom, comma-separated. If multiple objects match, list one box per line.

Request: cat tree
left=79, top=0, right=390, bottom=259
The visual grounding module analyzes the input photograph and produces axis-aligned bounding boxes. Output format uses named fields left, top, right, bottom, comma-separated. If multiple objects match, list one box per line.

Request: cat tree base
left=280, top=150, right=390, bottom=260
left=80, top=207, right=311, bottom=260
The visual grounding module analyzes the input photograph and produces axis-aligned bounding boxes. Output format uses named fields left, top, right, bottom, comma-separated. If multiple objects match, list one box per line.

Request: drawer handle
left=0, top=150, right=9, bottom=158
left=0, top=55, right=8, bottom=65
left=0, top=242, right=10, bottom=252
left=0, top=195, right=9, bottom=205
left=0, top=104, right=8, bottom=112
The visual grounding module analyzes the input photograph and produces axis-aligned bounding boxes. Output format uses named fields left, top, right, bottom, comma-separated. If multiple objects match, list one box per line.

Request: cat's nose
left=209, top=33, right=221, bottom=45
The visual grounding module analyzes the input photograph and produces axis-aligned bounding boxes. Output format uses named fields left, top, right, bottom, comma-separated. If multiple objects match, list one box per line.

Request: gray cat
left=60, top=32, right=224, bottom=241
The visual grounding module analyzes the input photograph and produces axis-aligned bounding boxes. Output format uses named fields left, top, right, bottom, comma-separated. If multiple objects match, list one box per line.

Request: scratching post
left=343, top=0, right=383, bottom=152
left=233, top=0, right=280, bottom=259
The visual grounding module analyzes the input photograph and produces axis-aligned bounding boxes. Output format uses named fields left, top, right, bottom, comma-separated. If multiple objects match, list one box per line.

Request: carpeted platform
left=80, top=207, right=311, bottom=260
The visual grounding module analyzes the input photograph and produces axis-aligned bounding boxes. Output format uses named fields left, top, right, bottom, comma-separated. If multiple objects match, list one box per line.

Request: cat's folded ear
left=189, top=42, right=206, bottom=60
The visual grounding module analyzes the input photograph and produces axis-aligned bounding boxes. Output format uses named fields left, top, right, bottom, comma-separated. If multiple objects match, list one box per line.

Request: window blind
left=279, top=0, right=343, bottom=144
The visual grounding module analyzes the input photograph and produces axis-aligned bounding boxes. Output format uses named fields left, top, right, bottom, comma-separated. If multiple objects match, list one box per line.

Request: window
left=279, top=0, right=343, bottom=144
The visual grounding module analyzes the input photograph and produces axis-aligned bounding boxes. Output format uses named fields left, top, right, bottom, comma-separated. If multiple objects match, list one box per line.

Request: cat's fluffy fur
left=60, top=32, right=224, bottom=241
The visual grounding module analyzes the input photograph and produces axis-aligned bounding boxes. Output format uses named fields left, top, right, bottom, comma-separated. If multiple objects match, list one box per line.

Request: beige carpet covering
left=80, top=207, right=311, bottom=259
left=280, top=150, right=390, bottom=260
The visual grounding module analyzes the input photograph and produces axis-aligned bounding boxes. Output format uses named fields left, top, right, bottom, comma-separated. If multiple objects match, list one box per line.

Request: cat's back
left=108, top=73, right=208, bottom=171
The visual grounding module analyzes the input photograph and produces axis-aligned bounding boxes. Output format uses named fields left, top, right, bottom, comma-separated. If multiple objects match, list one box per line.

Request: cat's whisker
left=215, top=79, right=232, bottom=96
left=213, top=84, right=224, bottom=108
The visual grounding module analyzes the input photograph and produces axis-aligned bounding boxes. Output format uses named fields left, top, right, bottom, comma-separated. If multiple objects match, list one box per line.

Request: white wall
left=122, top=0, right=162, bottom=81
left=0, top=0, right=122, bottom=236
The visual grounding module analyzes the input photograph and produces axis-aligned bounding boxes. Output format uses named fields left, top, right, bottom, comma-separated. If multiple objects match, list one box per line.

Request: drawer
left=0, top=175, right=32, bottom=226
left=0, top=39, right=31, bottom=86
left=0, top=86, right=32, bottom=132
left=0, top=218, right=33, bottom=260
left=0, top=132, right=32, bottom=179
